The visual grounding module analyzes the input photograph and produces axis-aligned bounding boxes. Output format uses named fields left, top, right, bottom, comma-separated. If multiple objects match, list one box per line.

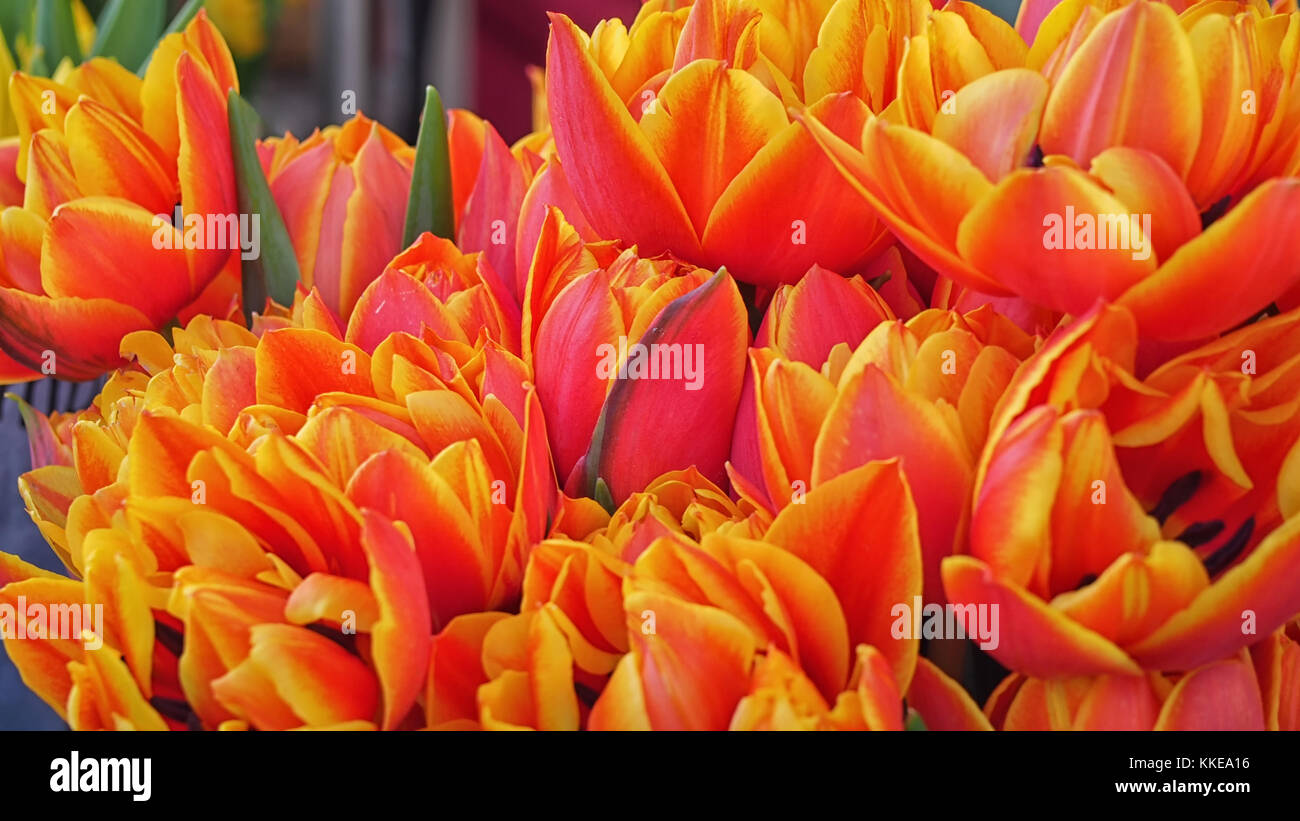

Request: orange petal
left=702, top=93, right=887, bottom=288
left=176, top=52, right=237, bottom=286
left=1126, top=513, right=1300, bottom=671
left=222, top=623, right=380, bottom=728
left=426, top=611, right=509, bottom=728
left=41, top=197, right=193, bottom=325
left=956, top=165, right=1158, bottom=316
left=64, top=99, right=176, bottom=214
left=1153, top=657, right=1266, bottom=730
left=254, top=328, right=373, bottom=414
left=621, top=589, right=756, bottom=730
left=1040, top=1, right=1201, bottom=176
left=800, top=112, right=1009, bottom=295
left=584, top=272, right=749, bottom=502
left=906, top=656, right=994, bottom=730
left=533, top=269, right=624, bottom=481
left=1117, top=178, right=1300, bottom=341
left=641, top=59, right=787, bottom=237
left=359, top=510, right=432, bottom=730
left=1088, top=146, right=1201, bottom=264
left=545, top=13, right=699, bottom=258
left=814, top=363, right=973, bottom=605
left=765, top=459, right=923, bottom=691
left=931, top=68, right=1047, bottom=183
left=0, top=288, right=151, bottom=380
left=941, top=555, right=1142, bottom=677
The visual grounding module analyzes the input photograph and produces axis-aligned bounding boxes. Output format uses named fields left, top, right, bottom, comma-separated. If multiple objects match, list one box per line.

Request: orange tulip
left=2, top=278, right=557, bottom=727
left=0, top=11, right=242, bottom=381
left=524, top=208, right=750, bottom=503
left=261, top=114, right=413, bottom=320
left=544, top=2, right=911, bottom=288
left=943, top=302, right=1300, bottom=676
left=807, top=0, right=1300, bottom=341
left=730, top=301, right=1033, bottom=601
left=985, top=621, right=1299, bottom=729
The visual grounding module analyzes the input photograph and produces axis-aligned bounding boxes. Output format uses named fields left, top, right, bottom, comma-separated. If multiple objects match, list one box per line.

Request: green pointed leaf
left=905, top=710, right=928, bottom=731
left=90, top=0, right=165, bottom=69
left=137, top=0, right=203, bottom=75
left=0, top=1, right=35, bottom=64
left=227, top=89, right=300, bottom=322
left=402, top=84, right=455, bottom=247
left=34, top=0, right=81, bottom=69
left=593, top=478, right=616, bottom=516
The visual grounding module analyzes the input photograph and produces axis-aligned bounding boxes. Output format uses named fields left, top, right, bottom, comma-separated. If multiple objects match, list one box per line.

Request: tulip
left=545, top=4, right=898, bottom=288
left=0, top=12, right=242, bottom=381
left=261, top=113, right=413, bottom=320
left=2, top=278, right=558, bottom=727
left=804, top=0, right=1300, bottom=340
left=985, top=624, right=1299, bottom=729
left=943, top=303, right=1300, bottom=676
left=525, top=209, right=750, bottom=502
left=730, top=303, right=1033, bottom=601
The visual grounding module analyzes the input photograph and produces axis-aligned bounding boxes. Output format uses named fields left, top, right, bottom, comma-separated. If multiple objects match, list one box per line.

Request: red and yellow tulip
left=985, top=620, right=1299, bottom=729
left=944, top=303, right=1300, bottom=676
left=0, top=11, right=242, bottom=382
left=806, top=0, right=1300, bottom=340
left=543, top=0, right=930, bottom=288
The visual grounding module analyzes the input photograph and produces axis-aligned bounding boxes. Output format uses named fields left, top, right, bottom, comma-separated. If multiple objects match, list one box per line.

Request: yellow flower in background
left=204, top=0, right=271, bottom=61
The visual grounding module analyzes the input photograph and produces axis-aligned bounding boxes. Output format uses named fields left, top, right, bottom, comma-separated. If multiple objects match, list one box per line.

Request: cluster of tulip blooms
left=0, top=0, right=1298, bottom=731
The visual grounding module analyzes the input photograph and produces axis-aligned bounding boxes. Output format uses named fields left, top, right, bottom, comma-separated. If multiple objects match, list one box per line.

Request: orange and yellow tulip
left=985, top=621, right=1299, bottom=729
left=524, top=209, right=751, bottom=502
left=943, top=302, right=1300, bottom=676
left=805, top=0, right=1300, bottom=340
left=544, top=1, right=914, bottom=288
left=730, top=298, right=1034, bottom=601
left=0, top=11, right=242, bottom=381
left=260, top=114, right=414, bottom=320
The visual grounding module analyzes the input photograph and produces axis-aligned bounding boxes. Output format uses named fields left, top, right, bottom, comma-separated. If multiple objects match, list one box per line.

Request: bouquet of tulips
left=0, top=0, right=1297, bottom=732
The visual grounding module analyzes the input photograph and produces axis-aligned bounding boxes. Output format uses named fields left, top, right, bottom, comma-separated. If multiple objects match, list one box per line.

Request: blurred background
left=1, top=0, right=1020, bottom=729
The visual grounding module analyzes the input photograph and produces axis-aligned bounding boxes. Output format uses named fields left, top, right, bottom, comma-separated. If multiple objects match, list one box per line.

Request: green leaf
left=593, top=478, right=616, bottom=516
left=90, top=0, right=165, bottom=69
left=137, top=0, right=203, bottom=75
left=34, top=0, right=81, bottom=69
left=401, top=84, right=455, bottom=247
left=227, top=89, right=300, bottom=323
left=0, top=1, right=35, bottom=65
left=905, top=710, right=928, bottom=731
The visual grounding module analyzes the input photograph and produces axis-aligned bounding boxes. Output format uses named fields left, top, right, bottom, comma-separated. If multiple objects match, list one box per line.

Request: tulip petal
left=545, top=13, right=699, bottom=258
left=765, top=459, right=923, bottom=691
left=1126, top=513, right=1300, bottom=671
left=1153, top=657, right=1266, bottom=730
left=702, top=93, right=887, bottom=287
left=0, top=288, right=151, bottom=380
left=956, top=166, right=1158, bottom=316
left=906, top=656, right=994, bottom=730
left=360, top=510, right=432, bottom=730
left=1040, top=1, right=1201, bottom=176
left=1117, top=178, right=1300, bottom=341
left=584, top=272, right=748, bottom=502
left=941, top=555, right=1142, bottom=677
